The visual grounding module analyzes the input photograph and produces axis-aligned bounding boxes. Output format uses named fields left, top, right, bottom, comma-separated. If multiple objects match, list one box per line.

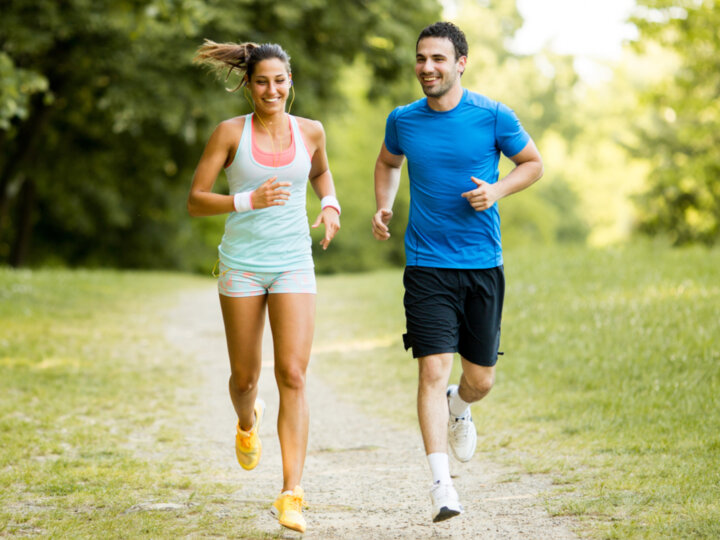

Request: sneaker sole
left=270, top=506, right=306, bottom=533
left=237, top=440, right=262, bottom=470
left=433, top=506, right=462, bottom=523
left=449, top=440, right=476, bottom=463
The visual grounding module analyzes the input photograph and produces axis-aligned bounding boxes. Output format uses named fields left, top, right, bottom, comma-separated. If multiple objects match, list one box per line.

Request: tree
left=0, top=0, right=440, bottom=268
left=317, top=0, right=594, bottom=273
left=455, top=0, right=589, bottom=247
left=631, top=0, right=720, bottom=245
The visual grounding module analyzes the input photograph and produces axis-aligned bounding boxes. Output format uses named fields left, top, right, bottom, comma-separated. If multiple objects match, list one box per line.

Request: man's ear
left=458, top=55, right=467, bottom=75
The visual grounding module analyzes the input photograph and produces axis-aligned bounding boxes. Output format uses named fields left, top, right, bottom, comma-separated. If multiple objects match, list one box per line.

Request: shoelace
left=433, top=482, right=458, bottom=503
left=239, top=431, right=256, bottom=449
left=284, top=494, right=306, bottom=512
left=449, top=417, right=471, bottom=444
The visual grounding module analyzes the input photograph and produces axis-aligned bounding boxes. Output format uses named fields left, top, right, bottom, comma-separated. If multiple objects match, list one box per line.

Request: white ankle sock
left=427, top=452, right=452, bottom=485
left=448, top=386, right=471, bottom=418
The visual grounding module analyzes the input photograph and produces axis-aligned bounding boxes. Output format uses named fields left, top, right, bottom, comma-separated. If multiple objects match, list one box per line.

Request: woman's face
left=247, top=58, right=292, bottom=115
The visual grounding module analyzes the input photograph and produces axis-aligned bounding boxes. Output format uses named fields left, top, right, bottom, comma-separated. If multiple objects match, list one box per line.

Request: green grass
left=312, top=242, right=720, bottom=539
left=2, top=242, right=718, bottom=538
left=0, top=269, right=274, bottom=539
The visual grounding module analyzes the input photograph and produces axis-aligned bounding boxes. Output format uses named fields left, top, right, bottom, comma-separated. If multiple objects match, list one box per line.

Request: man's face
left=415, top=37, right=466, bottom=98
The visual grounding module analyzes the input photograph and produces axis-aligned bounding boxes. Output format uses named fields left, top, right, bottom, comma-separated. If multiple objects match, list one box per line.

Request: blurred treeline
left=1, top=0, right=717, bottom=273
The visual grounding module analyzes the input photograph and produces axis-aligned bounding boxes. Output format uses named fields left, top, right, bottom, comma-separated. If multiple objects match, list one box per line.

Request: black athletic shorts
left=402, top=266, right=505, bottom=366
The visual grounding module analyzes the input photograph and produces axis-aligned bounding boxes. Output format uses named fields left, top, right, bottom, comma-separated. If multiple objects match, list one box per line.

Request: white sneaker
left=447, top=385, right=477, bottom=462
left=429, top=481, right=463, bottom=522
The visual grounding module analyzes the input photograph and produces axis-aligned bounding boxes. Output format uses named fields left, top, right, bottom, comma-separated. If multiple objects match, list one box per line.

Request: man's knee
left=418, top=354, right=453, bottom=387
left=462, top=366, right=495, bottom=397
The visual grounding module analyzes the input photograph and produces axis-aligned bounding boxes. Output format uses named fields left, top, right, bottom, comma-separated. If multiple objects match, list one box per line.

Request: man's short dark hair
left=417, top=22, right=468, bottom=60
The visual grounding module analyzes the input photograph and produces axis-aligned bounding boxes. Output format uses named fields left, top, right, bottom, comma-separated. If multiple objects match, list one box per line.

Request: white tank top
left=218, top=113, right=314, bottom=271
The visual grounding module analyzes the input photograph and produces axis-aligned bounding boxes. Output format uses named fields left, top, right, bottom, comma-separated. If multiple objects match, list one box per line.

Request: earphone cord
left=243, top=83, right=296, bottom=169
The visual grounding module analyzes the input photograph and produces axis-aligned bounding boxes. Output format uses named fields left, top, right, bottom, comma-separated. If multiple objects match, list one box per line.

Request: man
left=372, top=21, right=543, bottom=523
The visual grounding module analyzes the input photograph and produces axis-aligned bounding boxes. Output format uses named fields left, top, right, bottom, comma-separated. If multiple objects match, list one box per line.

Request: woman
left=188, top=40, right=340, bottom=534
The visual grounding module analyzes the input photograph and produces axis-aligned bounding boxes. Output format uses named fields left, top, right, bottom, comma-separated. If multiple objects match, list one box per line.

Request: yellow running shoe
left=270, top=486, right=306, bottom=533
left=235, top=398, right=265, bottom=471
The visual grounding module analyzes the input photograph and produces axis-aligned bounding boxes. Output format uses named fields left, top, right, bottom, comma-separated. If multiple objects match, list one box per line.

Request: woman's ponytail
left=194, top=40, right=259, bottom=89
left=194, top=40, right=291, bottom=91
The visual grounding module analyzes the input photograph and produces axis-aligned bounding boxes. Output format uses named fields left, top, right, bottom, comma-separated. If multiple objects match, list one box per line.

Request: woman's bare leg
left=267, top=293, right=315, bottom=491
left=219, top=294, right=267, bottom=430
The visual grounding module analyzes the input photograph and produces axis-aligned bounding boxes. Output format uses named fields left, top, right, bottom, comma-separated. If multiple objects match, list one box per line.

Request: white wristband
left=320, top=195, right=341, bottom=215
left=233, top=191, right=254, bottom=213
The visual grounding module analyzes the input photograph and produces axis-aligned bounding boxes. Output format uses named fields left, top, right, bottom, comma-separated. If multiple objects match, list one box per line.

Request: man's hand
left=372, top=208, right=393, bottom=240
left=311, top=207, right=341, bottom=250
left=461, top=177, right=499, bottom=211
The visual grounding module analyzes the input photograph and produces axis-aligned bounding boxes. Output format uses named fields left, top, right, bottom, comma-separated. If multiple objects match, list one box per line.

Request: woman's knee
left=229, top=372, right=258, bottom=395
left=275, top=362, right=307, bottom=391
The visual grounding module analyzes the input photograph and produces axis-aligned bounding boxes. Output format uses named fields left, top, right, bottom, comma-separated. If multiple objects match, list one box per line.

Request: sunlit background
left=1, top=0, right=717, bottom=271
left=1, top=3, right=718, bottom=538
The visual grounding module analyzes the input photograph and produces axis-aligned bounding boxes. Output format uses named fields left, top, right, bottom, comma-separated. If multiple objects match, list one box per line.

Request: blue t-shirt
left=384, top=88, right=530, bottom=269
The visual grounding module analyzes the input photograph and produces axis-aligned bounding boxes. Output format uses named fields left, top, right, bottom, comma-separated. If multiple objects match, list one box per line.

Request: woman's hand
left=251, top=177, right=291, bottom=209
left=312, top=207, right=341, bottom=250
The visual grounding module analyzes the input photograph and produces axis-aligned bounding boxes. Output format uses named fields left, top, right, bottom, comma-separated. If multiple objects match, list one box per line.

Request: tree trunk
left=9, top=178, right=36, bottom=268
left=0, top=95, right=50, bottom=235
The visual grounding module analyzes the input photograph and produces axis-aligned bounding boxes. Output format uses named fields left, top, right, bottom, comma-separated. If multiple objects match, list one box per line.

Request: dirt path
left=166, top=286, right=578, bottom=539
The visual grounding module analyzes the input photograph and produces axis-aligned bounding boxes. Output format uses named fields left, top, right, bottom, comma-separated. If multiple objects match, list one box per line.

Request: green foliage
left=631, top=0, right=720, bottom=245
left=0, top=0, right=598, bottom=272
left=0, top=0, right=440, bottom=270
left=499, top=176, right=590, bottom=248
left=0, top=52, right=48, bottom=130
left=312, top=59, right=412, bottom=273
left=459, top=0, right=582, bottom=143
left=312, top=0, right=591, bottom=272
left=456, top=0, right=590, bottom=248
left=313, top=243, right=720, bottom=538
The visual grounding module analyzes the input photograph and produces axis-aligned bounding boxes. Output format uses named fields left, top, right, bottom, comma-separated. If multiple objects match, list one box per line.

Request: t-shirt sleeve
left=384, top=108, right=403, bottom=156
left=495, top=103, right=530, bottom=158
